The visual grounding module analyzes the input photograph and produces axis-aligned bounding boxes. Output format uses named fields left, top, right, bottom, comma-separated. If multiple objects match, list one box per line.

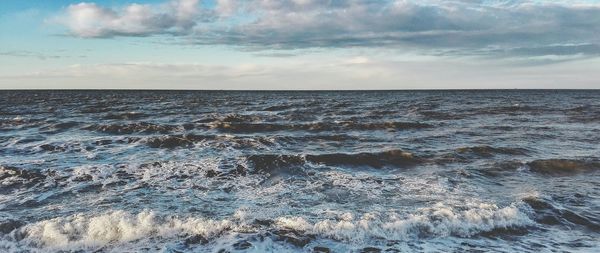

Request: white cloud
left=58, top=0, right=200, bottom=37
left=53, top=0, right=600, bottom=59
left=215, top=0, right=238, bottom=17
left=3, top=57, right=599, bottom=89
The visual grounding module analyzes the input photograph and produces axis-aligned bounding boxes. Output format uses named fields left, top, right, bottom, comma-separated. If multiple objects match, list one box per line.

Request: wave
left=32, top=141, right=101, bottom=154
left=244, top=155, right=307, bottom=177
left=207, top=113, right=262, bottom=123
left=83, top=123, right=179, bottom=135
left=209, top=122, right=289, bottom=133
left=0, top=117, right=44, bottom=130
left=0, top=166, right=44, bottom=182
left=565, top=105, right=600, bottom=123
left=6, top=210, right=231, bottom=250
left=306, top=150, right=422, bottom=168
left=522, top=196, right=600, bottom=231
left=103, top=112, right=149, bottom=120
left=144, top=134, right=211, bottom=148
left=279, top=202, right=532, bottom=240
left=3, top=202, right=533, bottom=251
left=418, top=110, right=464, bottom=120
left=38, top=143, right=67, bottom=152
left=430, top=146, right=529, bottom=165
left=38, top=121, right=80, bottom=134
left=0, top=166, right=44, bottom=194
left=142, top=134, right=281, bottom=149
left=262, top=104, right=295, bottom=111
left=455, top=146, right=529, bottom=158
left=246, top=150, right=423, bottom=172
left=527, top=159, right=600, bottom=176
left=209, top=121, right=432, bottom=133
left=0, top=220, right=24, bottom=235
left=474, top=159, right=600, bottom=177
left=140, top=134, right=377, bottom=149
left=466, top=105, right=545, bottom=116
left=283, top=134, right=371, bottom=142
left=475, top=161, right=525, bottom=177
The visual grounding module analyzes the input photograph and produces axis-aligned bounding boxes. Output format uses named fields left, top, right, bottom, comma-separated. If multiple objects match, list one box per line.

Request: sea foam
left=4, top=201, right=533, bottom=251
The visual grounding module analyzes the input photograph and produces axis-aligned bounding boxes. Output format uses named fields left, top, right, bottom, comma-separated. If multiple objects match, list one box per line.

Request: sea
left=0, top=90, right=599, bottom=252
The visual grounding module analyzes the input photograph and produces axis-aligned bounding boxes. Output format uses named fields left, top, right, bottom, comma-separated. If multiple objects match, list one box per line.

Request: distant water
left=1, top=90, right=599, bottom=252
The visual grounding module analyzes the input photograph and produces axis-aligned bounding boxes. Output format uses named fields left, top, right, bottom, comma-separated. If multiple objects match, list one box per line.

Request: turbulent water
left=0, top=90, right=599, bottom=253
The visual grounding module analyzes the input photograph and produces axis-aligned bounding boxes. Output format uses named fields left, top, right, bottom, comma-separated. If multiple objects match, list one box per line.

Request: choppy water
left=0, top=90, right=599, bottom=252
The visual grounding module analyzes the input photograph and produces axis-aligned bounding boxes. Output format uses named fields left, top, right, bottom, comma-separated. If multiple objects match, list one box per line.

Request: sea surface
left=0, top=90, right=599, bottom=252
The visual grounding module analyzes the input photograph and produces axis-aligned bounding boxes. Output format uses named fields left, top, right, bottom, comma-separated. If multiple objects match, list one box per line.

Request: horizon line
left=1, top=88, right=599, bottom=92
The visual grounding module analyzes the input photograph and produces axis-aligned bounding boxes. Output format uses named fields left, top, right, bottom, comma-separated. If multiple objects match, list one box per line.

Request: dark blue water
left=1, top=90, right=599, bottom=252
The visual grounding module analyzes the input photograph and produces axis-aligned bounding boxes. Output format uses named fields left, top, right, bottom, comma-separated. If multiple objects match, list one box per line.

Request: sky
left=0, top=0, right=599, bottom=89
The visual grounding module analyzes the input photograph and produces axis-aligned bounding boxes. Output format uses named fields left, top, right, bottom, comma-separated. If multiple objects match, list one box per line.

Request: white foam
left=278, top=202, right=533, bottom=243
left=14, top=210, right=232, bottom=251
left=3, top=200, right=534, bottom=252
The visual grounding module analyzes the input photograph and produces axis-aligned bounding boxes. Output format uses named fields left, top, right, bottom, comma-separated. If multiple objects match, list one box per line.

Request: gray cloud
left=56, top=0, right=600, bottom=58
left=0, top=50, right=86, bottom=60
left=56, top=0, right=204, bottom=38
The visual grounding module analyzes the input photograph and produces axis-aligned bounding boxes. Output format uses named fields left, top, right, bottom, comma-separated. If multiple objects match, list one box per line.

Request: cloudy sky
left=1, top=0, right=599, bottom=89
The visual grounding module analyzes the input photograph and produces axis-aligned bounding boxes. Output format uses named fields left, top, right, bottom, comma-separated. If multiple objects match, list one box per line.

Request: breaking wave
left=2, top=201, right=533, bottom=252
left=2, top=90, right=599, bottom=252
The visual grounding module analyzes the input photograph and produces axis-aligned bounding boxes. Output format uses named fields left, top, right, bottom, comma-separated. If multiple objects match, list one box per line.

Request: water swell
left=526, top=159, right=600, bottom=176
left=0, top=117, right=44, bottom=130
left=38, top=121, right=80, bottom=134
left=78, top=120, right=432, bottom=135
left=246, top=150, right=423, bottom=172
left=144, top=134, right=213, bottom=148
left=305, top=150, right=421, bottom=168
left=0, top=166, right=44, bottom=194
left=83, top=123, right=180, bottom=135
left=522, top=196, right=600, bottom=231
left=210, top=121, right=433, bottom=133
left=455, top=146, right=529, bottom=157
left=103, top=112, right=149, bottom=120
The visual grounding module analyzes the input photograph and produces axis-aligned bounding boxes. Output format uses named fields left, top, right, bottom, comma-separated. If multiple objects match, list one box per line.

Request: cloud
left=3, top=58, right=600, bottom=89
left=57, top=0, right=202, bottom=37
left=0, top=50, right=62, bottom=60
left=54, top=0, right=600, bottom=58
left=0, top=50, right=86, bottom=60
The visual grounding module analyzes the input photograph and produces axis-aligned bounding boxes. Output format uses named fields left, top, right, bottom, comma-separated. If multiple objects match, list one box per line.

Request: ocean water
left=0, top=90, right=599, bottom=252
